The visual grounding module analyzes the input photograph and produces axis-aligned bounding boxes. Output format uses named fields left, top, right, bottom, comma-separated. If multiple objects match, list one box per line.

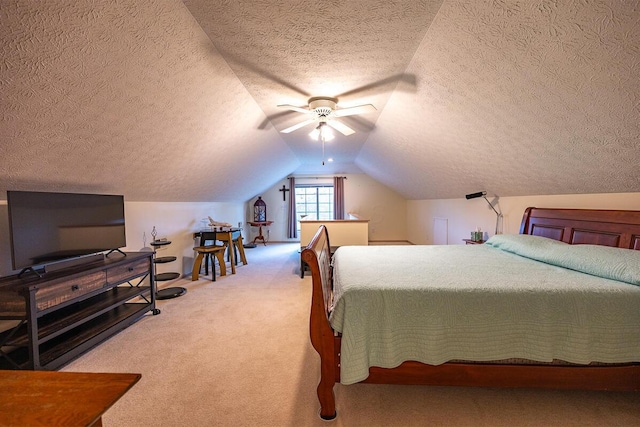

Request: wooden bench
left=192, top=246, right=227, bottom=281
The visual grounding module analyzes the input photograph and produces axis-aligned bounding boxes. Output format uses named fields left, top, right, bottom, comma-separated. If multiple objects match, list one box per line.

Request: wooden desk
left=0, top=370, right=140, bottom=427
left=248, top=221, right=273, bottom=245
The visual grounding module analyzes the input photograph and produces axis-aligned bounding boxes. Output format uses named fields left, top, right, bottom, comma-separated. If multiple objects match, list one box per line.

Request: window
left=295, top=185, right=334, bottom=234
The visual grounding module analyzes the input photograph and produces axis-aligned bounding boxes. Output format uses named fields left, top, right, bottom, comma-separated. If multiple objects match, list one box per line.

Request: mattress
left=329, top=235, right=640, bottom=384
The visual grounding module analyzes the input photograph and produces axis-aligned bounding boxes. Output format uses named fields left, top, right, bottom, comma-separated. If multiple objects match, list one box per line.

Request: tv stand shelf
left=0, top=252, right=159, bottom=370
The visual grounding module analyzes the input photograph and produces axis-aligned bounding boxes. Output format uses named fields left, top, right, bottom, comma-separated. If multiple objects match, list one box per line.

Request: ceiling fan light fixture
left=309, top=122, right=334, bottom=141
left=321, top=125, right=334, bottom=141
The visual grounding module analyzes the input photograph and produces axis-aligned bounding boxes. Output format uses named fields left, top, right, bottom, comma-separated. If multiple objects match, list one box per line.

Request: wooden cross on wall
left=279, top=185, right=290, bottom=201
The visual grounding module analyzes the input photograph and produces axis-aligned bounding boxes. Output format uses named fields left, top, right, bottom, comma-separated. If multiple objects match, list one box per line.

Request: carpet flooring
left=63, top=243, right=640, bottom=426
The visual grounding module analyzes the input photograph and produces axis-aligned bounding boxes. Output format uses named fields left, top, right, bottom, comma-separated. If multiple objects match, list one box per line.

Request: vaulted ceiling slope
left=1, top=1, right=638, bottom=202
left=0, top=0, right=298, bottom=202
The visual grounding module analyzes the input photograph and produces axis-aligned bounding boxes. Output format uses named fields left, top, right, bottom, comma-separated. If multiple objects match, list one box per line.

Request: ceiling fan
left=277, top=96, right=376, bottom=136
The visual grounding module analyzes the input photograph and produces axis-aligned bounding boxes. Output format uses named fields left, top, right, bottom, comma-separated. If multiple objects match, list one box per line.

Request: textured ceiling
left=0, top=0, right=298, bottom=202
left=182, top=0, right=443, bottom=175
left=358, top=0, right=640, bottom=199
left=1, top=0, right=639, bottom=202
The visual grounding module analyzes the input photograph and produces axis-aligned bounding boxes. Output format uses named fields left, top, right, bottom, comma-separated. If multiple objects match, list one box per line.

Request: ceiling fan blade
left=333, top=104, right=377, bottom=117
left=327, top=119, right=355, bottom=136
left=277, top=104, right=313, bottom=115
left=281, top=118, right=316, bottom=134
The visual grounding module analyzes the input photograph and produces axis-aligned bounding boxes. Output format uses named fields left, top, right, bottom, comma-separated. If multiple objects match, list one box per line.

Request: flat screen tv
left=7, top=190, right=126, bottom=273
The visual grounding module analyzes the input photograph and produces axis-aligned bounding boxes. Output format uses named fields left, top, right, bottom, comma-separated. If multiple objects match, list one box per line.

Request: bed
left=301, top=207, right=640, bottom=420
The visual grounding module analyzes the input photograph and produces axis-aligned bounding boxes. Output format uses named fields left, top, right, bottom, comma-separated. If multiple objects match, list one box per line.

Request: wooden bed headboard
left=519, top=207, right=640, bottom=250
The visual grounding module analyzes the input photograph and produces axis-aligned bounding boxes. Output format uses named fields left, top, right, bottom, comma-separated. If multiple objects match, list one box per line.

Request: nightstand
left=463, top=239, right=485, bottom=245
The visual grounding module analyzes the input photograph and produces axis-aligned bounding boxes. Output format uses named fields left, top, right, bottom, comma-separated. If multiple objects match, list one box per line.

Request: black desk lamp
left=465, top=191, right=503, bottom=235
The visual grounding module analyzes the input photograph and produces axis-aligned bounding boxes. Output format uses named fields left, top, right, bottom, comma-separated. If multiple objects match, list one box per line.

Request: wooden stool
left=215, top=232, right=248, bottom=274
left=192, top=246, right=226, bottom=281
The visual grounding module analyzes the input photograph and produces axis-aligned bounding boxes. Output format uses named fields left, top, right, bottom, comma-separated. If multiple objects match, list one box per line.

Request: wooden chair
left=192, top=246, right=226, bottom=281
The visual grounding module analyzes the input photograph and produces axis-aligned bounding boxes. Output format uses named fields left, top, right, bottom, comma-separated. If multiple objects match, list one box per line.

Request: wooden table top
left=248, top=221, right=273, bottom=226
left=0, top=370, right=141, bottom=427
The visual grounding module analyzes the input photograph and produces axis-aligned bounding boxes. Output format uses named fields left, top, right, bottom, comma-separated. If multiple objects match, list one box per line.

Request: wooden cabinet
left=0, top=252, right=158, bottom=370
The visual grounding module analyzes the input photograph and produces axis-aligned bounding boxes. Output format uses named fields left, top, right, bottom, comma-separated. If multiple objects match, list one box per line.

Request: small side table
left=248, top=221, right=273, bottom=245
left=463, top=239, right=486, bottom=245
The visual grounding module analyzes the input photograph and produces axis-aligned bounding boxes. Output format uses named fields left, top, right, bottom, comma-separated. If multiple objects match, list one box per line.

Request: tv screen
left=7, top=191, right=126, bottom=271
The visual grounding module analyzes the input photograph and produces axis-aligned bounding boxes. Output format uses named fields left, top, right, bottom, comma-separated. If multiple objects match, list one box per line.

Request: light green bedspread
left=330, top=236, right=640, bottom=385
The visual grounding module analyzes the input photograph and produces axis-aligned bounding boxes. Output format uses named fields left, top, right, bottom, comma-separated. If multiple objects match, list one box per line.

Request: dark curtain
left=287, top=177, right=297, bottom=238
left=333, top=176, right=345, bottom=220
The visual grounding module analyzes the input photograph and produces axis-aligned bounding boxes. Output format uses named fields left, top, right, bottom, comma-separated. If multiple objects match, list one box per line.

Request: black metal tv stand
left=106, top=248, right=127, bottom=257
left=17, top=266, right=43, bottom=279
left=0, top=252, right=158, bottom=370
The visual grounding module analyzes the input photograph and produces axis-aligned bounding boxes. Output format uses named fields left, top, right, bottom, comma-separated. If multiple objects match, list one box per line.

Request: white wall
left=300, top=220, right=369, bottom=247
left=6, top=191, right=636, bottom=277
left=407, top=192, right=640, bottom=245
left=124, top=201, right=244, bottom=278
left=245, top=173, right=409, bottom=243
left=244, top=178, right=294, bottom=244
left=0, top=200, right=244, bottom=278
left=345, top=174, right=407, bottom=242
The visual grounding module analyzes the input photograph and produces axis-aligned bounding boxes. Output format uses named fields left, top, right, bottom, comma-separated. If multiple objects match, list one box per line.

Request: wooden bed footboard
left=301, top=225, right=338, bottom=420
left=303, top=209, right=640, bottom=420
